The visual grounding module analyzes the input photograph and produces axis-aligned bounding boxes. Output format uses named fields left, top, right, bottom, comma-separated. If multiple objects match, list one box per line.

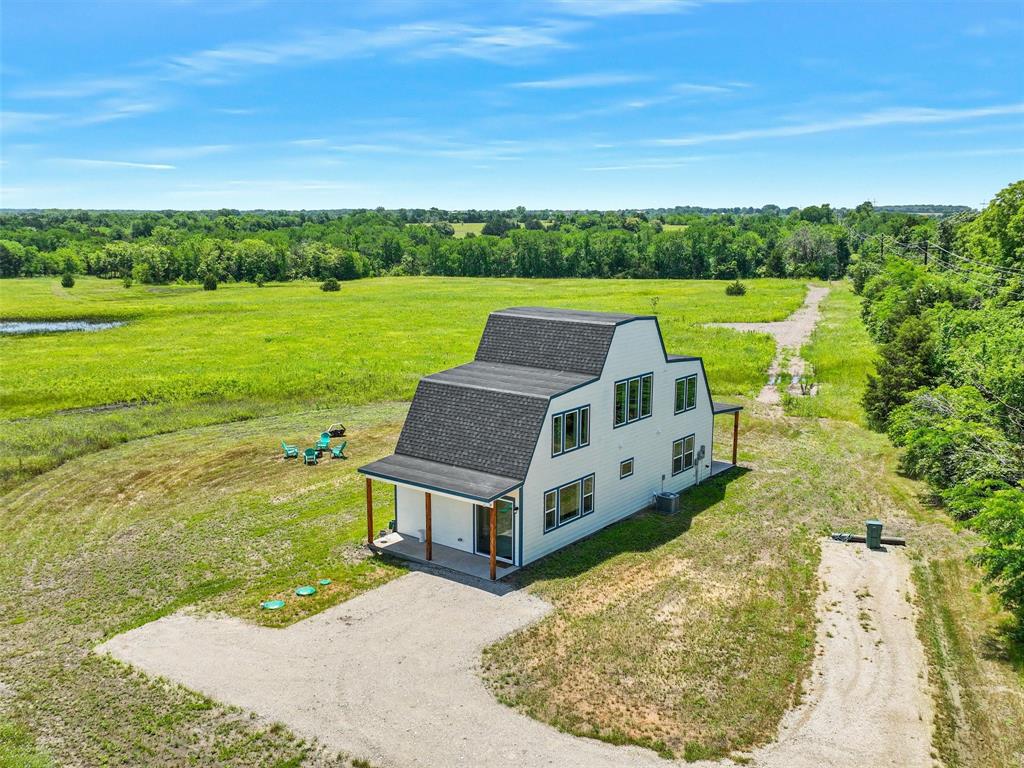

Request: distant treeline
left=0, top=202, right=943, bottom=284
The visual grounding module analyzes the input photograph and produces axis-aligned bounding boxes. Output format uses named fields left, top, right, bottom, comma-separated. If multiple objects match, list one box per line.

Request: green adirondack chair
left=282, top=441, right=299, bottom=459
left=330, top=441, right=348, bottom=459
left=316, top=432, right=330, bottom=452
left=303, top=447, right=319, bottom=465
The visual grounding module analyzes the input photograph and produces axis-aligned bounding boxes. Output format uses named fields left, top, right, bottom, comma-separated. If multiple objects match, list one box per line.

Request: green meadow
left=0, top=276, right=800, bottom=488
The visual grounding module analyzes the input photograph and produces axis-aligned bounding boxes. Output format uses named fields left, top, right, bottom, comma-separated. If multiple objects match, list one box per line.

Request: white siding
left=395, top=486, right=475, bottom=554
left=520, top=319, right=715, bottom=565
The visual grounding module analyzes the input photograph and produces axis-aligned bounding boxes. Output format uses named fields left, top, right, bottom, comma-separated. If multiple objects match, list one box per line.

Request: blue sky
left=2, top=0, right=1022, bottom=210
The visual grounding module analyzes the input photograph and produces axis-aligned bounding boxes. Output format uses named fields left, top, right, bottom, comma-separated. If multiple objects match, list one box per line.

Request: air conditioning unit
left=655, top=491, right=680, bottom=515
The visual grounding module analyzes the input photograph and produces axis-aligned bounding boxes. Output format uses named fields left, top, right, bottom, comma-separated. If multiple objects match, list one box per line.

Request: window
left=544, top=490, right=557, bottom=532
left=672, top=434, right=696, bottom=475
left=543, top=474, right=596, bottom=532
left=552, top=405, right=591, bottom=457
left=614, top=373, right=654, bottom=427
left=615, top=381, right=627, bottom=426
left=559, top=482, right=580, bottom=524
left=675, top=374, right=698, bottom=414
left=619, top=457, right=634, bottom=478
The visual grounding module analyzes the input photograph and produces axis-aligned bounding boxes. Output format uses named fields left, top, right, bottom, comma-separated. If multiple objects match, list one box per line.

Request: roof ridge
left=420, top=375, right=592, bottom=400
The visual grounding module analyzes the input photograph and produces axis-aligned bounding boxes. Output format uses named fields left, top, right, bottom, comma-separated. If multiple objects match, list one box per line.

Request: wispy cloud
left=14, top=76, right=147, bottom=100
left=654, top=103, right=1024, bottom=146
left=554, top=0, right=709, bottom=16
left=52, top=158, right=176, bottom=170
left=215, top=107, right=260, bottom=115
left=77, top=100, right=163, bottom=125
left=289, top=138, right=329, bottom=147
left=583, top=157, right=702, bottom=171
left=512, top=72, right=646, bottom=89
left=147, top=144, right=235, bottom=160
left=0, top=110, right=60, bottom=133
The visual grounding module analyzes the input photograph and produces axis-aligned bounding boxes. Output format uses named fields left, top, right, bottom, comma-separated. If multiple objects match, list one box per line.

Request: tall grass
left=784, top=282, right=875, bottom=425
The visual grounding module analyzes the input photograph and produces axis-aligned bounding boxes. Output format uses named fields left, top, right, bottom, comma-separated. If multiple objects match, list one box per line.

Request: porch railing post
left=732, top=411, right=739, bottom=466
left=366, top=477, right=374, bottom=546
left=489, top=500, right=497, bottom=581
left=425, top=492, right=432, bottom=561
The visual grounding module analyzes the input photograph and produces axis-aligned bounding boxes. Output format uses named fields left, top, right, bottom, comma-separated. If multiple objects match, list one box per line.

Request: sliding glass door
left=475, top=498, right=514, bottom=562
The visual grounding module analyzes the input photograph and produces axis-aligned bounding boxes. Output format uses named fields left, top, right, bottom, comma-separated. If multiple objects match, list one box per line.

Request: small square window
left=619, top=458, right=634, bottom=478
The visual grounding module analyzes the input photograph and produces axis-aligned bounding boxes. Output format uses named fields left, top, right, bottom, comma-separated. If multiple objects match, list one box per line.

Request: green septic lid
left=318, top=578, right=332, bottom=586
left=295, top=585, right=317, bottom=596
left=261, top=599, right=285, bottom=610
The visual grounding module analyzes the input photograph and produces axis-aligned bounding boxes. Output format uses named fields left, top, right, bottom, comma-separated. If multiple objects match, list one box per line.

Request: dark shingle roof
left=395, top=380, right=549, bottom=480
left=475, top=308, right=643, bottom=375
left=425, top=360, right=594, bottom=398
left=359, top=454, right=521, bottom=502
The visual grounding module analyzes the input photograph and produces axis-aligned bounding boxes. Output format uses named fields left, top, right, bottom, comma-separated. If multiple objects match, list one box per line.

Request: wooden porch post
left=425, top=492, right=432, bottom=561
left=489, top=500, right=497, bottom=581
left=732, top=411, right=739, bottom=466
left=365, top=477, right=374, bottom=546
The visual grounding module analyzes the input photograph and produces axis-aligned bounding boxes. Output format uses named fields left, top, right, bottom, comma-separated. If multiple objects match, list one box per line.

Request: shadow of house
left=512, top=466, right=749, bottom=589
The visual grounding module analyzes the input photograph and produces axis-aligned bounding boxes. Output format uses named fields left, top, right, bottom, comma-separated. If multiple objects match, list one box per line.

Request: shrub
left=970, top=487, right=1024, bottom=623
left=725, top=279, right=746, bottom=296
left=203, top=273, right=217, bottom=291
left=60, top=272, right=75, bottom=288
left=320, top=277, right=340, bottom=292
left=122, top=275, right=133, bottom=288
left=255, top=273, right=265, bottom=287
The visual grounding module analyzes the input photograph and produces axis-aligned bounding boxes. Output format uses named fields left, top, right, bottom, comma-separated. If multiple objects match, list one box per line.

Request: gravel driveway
left=98, top=542, right=932, bottom=768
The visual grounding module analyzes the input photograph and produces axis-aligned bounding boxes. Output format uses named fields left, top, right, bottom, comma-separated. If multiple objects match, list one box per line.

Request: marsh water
left=0, top=320, right=126, bottom=335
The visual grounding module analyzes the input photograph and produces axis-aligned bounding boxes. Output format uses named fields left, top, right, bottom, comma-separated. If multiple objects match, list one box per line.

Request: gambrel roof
left=359, top=306, right=688, bottom=502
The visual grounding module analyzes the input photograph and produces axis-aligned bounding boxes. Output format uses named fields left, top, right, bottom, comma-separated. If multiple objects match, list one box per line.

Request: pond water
left=0, top=320, right=126, bottom=335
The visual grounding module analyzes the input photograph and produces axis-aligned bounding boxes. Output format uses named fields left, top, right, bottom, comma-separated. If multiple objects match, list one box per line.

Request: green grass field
left=449, top=221, right=485, bottom=237
left=1, top=275, right=1020, bottom=767
left=0, top=276, right=801, bottom=488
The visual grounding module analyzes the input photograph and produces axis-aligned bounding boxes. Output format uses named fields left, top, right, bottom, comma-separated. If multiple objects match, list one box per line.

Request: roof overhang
left=713, top=401, right=744, bottom=414
left=359, top=454, right=522, bottom=504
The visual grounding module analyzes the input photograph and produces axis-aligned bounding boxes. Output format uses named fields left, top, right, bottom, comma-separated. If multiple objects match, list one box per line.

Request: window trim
left=551, top=404, right=591, bottom=457
left=672, top=433, right=696, bottom=476
left=674, top=374, right=698, bottom=414
left=542, top=473, right=596, bottom=533
left=619, top=457, right=634, bottom=479
left=613, top=372, right=654, bottom=428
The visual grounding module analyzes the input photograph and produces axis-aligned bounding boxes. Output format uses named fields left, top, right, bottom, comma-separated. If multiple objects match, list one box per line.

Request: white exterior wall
left=395, top=486, right=475, bottom=554
left=395, top=485, right=523, bottom=561
left=520, top=319, right=715, bottom=565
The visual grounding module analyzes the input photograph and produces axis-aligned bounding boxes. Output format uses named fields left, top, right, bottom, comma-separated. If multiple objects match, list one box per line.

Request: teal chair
left=282, top=441, right=299, bottom=459
left=316, top=432, right=330, bottom=453
left=303, top=447, right=319, bottom=465
left=330, top=441, right=348, bottom=459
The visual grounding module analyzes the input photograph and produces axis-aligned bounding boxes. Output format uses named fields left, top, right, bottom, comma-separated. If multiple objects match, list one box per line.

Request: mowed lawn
left=0, top=276, right=802, bottom=488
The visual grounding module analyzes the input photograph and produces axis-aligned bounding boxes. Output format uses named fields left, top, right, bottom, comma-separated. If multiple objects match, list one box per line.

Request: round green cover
left=318, top=578, right=332, bottom=586
left=295, top=585, right=317, bottom=596
left=261, top=600, right=285, bottom=610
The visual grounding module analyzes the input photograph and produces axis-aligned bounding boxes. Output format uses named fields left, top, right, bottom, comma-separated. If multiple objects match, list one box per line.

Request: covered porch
left=359, top=453, right=522, bottom=581
left=712, top=401, right=743, bottom=470
left=370, top=531, right=519, bottom=580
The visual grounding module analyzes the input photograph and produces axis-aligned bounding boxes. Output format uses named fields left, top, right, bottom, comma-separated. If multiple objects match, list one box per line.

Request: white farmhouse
left=359, top=307, right=742, bottom=580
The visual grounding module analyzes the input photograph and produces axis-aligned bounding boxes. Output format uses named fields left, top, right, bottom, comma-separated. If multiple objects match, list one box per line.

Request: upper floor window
left=672, top=434, right=695, bottom=475
left=614, top=373, right=653, bottom=427
left=552, top=405, right=590, bottom=456
left=674, top=374, right=698, bottom=414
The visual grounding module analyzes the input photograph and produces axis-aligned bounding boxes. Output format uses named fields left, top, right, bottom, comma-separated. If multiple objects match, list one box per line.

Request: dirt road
left=708, top=284, right=830, bottom=405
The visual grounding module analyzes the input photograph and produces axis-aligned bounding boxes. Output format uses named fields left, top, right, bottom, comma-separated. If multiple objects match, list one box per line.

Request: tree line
left=856, top=179, right=1024, bottom=626
left=0, top=203, right=942, bottom=284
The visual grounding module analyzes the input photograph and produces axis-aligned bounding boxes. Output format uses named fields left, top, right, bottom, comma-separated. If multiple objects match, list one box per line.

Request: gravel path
left=708, top=284, right=830, bottom=405
left=98, top=540, right=932, bottom=768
